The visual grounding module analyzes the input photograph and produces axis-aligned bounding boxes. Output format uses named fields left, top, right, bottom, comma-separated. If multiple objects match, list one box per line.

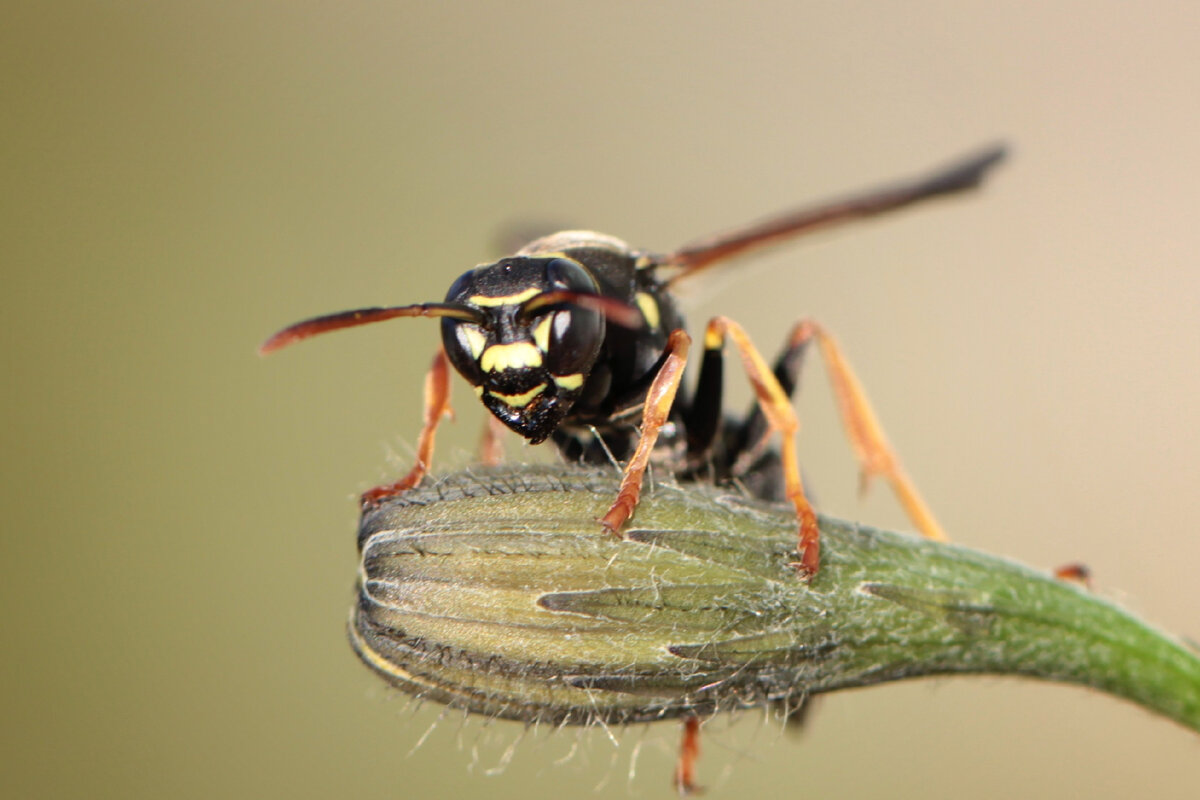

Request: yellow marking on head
left=489, top=384, right=546, bottom=408
left=533, top=316, right=553, bottom=352
left=480, top=342, right=543, bottom=372
left=468, top=288, right=540, bottom=307
left=472, top=384, right=485, bottom=397
left=460, top=324, right=487, bottom=359
left=635, top=291, right=660, bottom=330
left=553, top=373, right=583, bottom=391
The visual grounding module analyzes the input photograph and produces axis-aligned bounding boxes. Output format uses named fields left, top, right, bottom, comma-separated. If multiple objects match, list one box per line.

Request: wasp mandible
left=262, top=144, right=1005, bottom=580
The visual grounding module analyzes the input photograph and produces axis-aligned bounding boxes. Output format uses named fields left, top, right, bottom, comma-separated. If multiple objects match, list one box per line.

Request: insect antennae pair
left=259, top=291, right=643, bottom=356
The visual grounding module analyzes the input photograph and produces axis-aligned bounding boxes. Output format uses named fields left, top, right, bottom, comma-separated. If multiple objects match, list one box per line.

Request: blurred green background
left=5, top=3, right=1199, bottom=798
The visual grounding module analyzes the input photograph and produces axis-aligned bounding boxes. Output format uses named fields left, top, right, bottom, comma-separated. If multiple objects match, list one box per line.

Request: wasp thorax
left=439, top=256, right=606, bottom=443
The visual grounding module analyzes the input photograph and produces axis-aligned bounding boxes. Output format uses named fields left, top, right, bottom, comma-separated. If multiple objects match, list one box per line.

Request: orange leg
left=478, top=413, right=507, bottom=467
left=672, top=716, right=702, bottom=796
left=785, top=320, right=948, bottom=543
left=704, top=317, right=822, bottom=578
left=599, top=329, right=691, bottom=533
left=1054, top=562, right=1092, bottom=589
left=360, top=347, right=453, bottom=508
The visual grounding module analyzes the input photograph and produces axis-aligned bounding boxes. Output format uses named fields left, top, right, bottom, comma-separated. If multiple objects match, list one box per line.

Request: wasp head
left=440, top=256, right=613, bottom=443
left=260, top=252, right=641, bottom=446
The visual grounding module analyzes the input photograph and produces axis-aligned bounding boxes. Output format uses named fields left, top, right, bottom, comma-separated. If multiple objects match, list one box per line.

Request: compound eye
left=544, top=306, right=603, bottom=376
left=537, top=257, right=604, bottom=376
left=443, top=268, right=476, bottom=303
left=440, top=318, right=486, bottom=385
left=545, top=257, right=598, bottom=294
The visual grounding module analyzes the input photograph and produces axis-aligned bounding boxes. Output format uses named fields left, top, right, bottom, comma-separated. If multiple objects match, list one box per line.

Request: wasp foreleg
left=360, top=347, right=453, bottom=509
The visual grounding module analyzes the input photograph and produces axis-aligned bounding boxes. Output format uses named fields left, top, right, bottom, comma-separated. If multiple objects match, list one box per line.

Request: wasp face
left=440, top=256, right=605, bottom=444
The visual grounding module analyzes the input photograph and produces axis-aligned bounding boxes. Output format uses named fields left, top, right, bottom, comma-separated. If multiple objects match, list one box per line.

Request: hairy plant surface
left=351, top=466, right=1200, bottom=734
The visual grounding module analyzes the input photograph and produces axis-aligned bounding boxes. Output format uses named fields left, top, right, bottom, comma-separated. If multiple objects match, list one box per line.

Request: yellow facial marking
left=468, top=288, right=540, bottom=307
left=489, top=384, right=546, bottom=408
left=460, top=325, right=487, bottom=359
left=635, top=292, right=660, bottom=330
left=472, top=385, right=485, bottom=397
left=553, top=373, right=583, bottom=391
left=480, top=342, right=542, bottom=373
left=532, top=316, right=553, bottom=352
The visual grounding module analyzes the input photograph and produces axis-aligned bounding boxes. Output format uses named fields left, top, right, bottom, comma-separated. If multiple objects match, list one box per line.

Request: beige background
left=5, top=3, right=1199, bottom=798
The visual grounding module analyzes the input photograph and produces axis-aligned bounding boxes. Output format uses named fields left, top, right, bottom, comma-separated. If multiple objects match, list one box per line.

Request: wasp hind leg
left=360, top=347, right=453, bottom=509
left=787, top=320, right=947, bottom=542
left=730, top=319, right=948, bottom=546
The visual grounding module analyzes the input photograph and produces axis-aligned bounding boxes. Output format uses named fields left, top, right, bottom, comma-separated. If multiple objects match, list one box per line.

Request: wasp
left=263, top=145, right=1005, bottom=793
left=262, top=144, right=1004, bottom=581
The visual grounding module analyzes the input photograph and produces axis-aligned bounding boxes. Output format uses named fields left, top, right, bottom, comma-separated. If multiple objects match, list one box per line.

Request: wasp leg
left=672, top=716, right=702, bottom=796
left=776, top=320, right=948, bottom=542
left=360, top=347, right=453, bottom=509
left=704, top=317, right=822, bottom=578
left=1054, top=562, right=1093, bottom=589
left=478, top=413, right=507, bottom=467
left=599, top=329, right=691, bottom=533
